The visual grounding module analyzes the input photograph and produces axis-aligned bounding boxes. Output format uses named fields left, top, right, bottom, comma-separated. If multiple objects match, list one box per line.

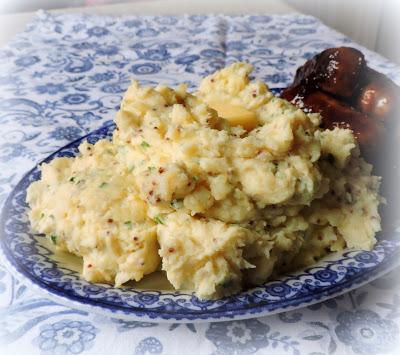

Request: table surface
left=0, top=0, right=298, bottom=47
left=0, top=6, right=400, bottom=355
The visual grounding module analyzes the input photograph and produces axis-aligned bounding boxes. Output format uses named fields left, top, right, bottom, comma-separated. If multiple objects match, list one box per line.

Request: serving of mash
left=27, top=63, right=382, bottom=299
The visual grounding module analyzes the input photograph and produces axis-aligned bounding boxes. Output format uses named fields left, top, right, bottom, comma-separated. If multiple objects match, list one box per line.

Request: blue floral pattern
left=33, top=320, right=98, bottom=354
left=111, top=318, right=157, bottom=332
left=206, top=319, right=301, bottom=355
left=134, top=337, right=163, bottom=355
left=35, top=83, right=67, bottom=95
left=0, top=10, right=399, bottom=355
left=335, top=310, right=399, bottom=354
left=206, top=319, right=271, bottom=354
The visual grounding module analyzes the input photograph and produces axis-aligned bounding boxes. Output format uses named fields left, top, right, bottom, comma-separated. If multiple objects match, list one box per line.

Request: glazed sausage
left=280, top=84, right=310, bottom=103
left=288, top=47, right=366, bottom=99
left=292, top=58, right=317, bottom=87
left=281, top=86, right=385, bottom=156
left=301, top=90, right=384, bottom=152
left=357, top=82, right=394, bottom=119
left=355, top=68, right=399, bottom=122
left=313, top=47, right=366, bottom=98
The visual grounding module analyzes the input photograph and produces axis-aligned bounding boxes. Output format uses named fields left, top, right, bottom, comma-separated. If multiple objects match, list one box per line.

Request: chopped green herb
left=40, top=213, right=45, bottom=218
left=276, top=170, right=286, bottom=180
left=154, top=214, right=165, bottom=225
left=99, top=182, right=108, bottom=188
left=141, top=141, right=150, bottom=148
left=170, top=199, right=183, bottom=209
left=345, top=192, right=353, bottom=204
left=124, top=221, right=133, bottom=228
left=298, top=179, right=309, bottom=193
left=50, top=235, right=57, bottom=244
left=69, top=176, right=75, bottom=182
left=192, top=176, right=199, bottom=182
left=147, top=166, right=156, bottom=172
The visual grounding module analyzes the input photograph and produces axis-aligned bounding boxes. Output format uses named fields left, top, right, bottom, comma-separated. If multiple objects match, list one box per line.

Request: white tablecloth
left=0, top=10, right=399, bottom=355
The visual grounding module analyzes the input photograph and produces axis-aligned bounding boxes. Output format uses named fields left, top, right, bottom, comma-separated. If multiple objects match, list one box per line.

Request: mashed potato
left=27, top=62, right=382, bottom=299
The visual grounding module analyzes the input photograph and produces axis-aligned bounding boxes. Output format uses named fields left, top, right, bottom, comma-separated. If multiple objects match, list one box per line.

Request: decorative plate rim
left=1, top=122, right=400, bottom=323
left=2, top=243, right=399, bottom=324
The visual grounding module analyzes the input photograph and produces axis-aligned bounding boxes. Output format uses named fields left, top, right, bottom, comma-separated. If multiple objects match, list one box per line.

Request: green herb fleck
left=69, top=177, right=75, bottom=182
left=124, top=221, right=133, bottom=228
left=40, top=213, right=45, bottom=218
left=276, top=170, right=286, bottom=180
left=99, top=182, right=108, bottom=188
left=106, top=149, right=113, bottom=155
left=192, top=176, right=199, bottom=182
left=147, top=166, right=156, bottom=172
left=298, top=179, right=309, bottom=193
left=170, top=199, right=183, bottom=209
left=141, top=141, right=150, bottom=148
left=345, top=192, right=353, bottom=204
left=50, top=235, right=57, bottom=245
left=154, top=214, right=165, bottom=225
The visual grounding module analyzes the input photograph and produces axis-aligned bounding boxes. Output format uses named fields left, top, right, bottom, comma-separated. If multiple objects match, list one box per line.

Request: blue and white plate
left=1, top=122, right=400, bottom=323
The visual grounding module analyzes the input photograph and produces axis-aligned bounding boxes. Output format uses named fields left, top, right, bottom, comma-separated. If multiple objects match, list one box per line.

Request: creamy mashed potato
left=27, top=62, right=382, bottom=299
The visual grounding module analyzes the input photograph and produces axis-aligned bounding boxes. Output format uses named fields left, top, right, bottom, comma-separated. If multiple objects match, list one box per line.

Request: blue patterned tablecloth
left=0, top=11, right=400, bottom=355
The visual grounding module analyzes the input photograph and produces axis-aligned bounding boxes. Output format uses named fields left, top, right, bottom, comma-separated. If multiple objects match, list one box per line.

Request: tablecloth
left=0, top=10, right=400, bottom=355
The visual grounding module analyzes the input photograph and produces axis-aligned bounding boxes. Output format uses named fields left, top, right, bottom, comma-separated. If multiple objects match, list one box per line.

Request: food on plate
left=290, top=47, right=366, bottom=98
left=356, top=67, right=399, bottom=121
left=27, top=62, right=382, bottom=299
left=281, top=87, right=385, bottom=151
left=281, top=46, right=399, bottom=228
left=281, top=47, right=399, bottom=154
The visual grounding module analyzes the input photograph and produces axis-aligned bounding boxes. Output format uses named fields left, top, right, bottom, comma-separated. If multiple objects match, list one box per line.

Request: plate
left=1, top=122, right=400, bottom=323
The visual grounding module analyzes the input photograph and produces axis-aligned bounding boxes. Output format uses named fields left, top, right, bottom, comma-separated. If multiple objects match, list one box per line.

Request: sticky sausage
left=281, top=86, right=385, bottom=157
left=314, top=47, right=366, bottom=98
left=355, top=68, right=399, bottom=122
left=288, top=47, right=366, bottom=99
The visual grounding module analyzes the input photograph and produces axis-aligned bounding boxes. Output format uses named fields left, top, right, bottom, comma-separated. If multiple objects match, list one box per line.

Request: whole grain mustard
left=27, top=63, right=381, bottom=299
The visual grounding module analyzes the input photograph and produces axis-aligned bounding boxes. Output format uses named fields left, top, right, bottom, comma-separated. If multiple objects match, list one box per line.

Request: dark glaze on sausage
left=313, top=47, right=366, bottom=98
left=281, top=47, right=398, bottom=151
left=281, top=86, right=384, bottom=156
left=358, top=82, right=393, bottom=118
left=289, top=47, right=366, bottom=98
left=354, top=68, right=399, bottom=122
